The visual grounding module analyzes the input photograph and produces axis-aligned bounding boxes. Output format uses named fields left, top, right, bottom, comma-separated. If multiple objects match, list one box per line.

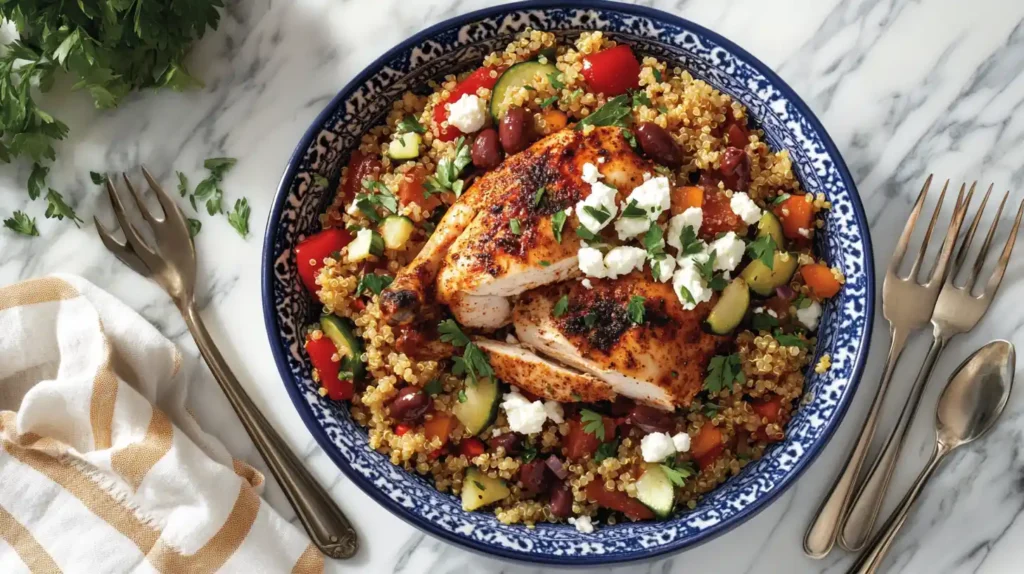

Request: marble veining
left=1, top=0, right=1023, bottom=572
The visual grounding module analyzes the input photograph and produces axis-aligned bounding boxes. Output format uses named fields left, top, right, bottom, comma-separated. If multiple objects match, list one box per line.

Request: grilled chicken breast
left=380, top=126, right=653, bottom=327
left=474, top=338, right=616, bottom=403
left=513, top=274, right=728, bottom=410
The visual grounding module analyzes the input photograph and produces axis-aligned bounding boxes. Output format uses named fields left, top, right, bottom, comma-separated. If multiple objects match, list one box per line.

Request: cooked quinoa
left=300, top=30, right=840, bottom=530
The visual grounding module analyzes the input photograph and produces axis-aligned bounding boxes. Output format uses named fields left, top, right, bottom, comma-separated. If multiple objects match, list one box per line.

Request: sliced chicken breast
left=474, top=338, right=616, bottom=403
left=514, top=274, right=728, bottom=410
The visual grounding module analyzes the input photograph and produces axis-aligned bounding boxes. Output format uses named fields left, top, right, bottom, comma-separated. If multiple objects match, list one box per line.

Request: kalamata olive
left=635, top=122, right=682, bottom=168
left=499, top=106, right=531, bottom=154
left=627, top=404, right=676, bottom=434
left=518, top=460, right=551, bottom=495
left=549, top=483, right=573, bottom=518
left=720, top=146, right=750, bottom=191
left=388, top=387, right=431, bottom=423
left=487, top=433, right=521, bottom=455
left=471, top=128, right=503, bottom=170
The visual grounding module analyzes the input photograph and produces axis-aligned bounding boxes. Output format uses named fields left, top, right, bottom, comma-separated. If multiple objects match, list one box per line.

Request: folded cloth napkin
left=0, top=275, right=323, bottom=573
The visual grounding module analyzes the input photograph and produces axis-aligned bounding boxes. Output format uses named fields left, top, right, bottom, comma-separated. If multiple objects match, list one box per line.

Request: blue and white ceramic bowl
left=262, top=0, right=874, bottom=565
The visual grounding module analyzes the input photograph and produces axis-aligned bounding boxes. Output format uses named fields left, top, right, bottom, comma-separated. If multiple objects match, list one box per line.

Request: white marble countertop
left=2, top=0, right=1024, bottom=572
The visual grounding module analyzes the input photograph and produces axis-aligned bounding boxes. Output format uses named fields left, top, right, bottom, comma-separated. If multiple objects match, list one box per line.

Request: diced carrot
left=585, top=481, right=655, bottom=521
left=542, top=109, right=568, bottom=132
left=751, top=396, right=783, bottom=424
left=424, top=413, right=456, bottom=447
left=564, top=417, right=617, bottom=461
left=774, top=194, right=815, bottom=240
left=397, top=166, right=442, bottom=212
left=801, top=263, right=842, bottom=299
left=458, top=437, right=486, bottom=457
left=671, top=186, right=704, bottom=213
left=699, top=190, right=745, bottom=239
left=691, top=422, right=725, bottom=469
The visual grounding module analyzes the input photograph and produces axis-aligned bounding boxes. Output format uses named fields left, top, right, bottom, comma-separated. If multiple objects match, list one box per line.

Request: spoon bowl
left=935, top=340, right=1014, bottom=449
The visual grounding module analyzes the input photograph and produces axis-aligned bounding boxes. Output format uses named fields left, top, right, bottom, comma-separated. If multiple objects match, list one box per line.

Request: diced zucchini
left=490, top=61, right=557, bottom=121
left=379, top=215, right=415, bottom=250
left=706, top=278, right=750, bottom=335
left=741, top=251, right=799, bottom=296
left=453, top=376, right=500, bottom=436
left=461, top=467, right=511, bottom=511
left=319, top=315, right=366, bottom=380
left=635, top=464, right=675, bottom=518
left=756, top=211, right=785, bottom=248
left=537, top=46, right=557, bottom=62
left=347, top=229, right=384, bottom=262
left=387, top=132, right=421, bottom=160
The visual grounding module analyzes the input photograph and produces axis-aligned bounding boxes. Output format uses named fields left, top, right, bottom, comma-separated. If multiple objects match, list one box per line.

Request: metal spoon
left=849, top=340, right=1015, bottom=574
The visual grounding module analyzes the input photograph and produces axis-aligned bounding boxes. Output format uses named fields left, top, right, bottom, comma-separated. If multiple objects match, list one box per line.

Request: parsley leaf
left=643, top=224, right=665, bottom=258
left=660, top=461, right=695, bottom=487
left=396, top=115, right=426, bottom=134
left=192, top=156, right=238, bottom=216
left=438, top=319, right=494, bottom=383
left=177, top=172, right=190, bottom=197
left=584, top=312, right=598, bottom=328
left=510, top=218, right=522, bottom=235
left=746, top=235, right=777, bottom=270
left=632, top=90, right=652, bottom=109
left=458, top=389, right=468, bottom=403
left=227, top=197, right=251, bottom=238
left=678, top=225, right=704, bottom=256
left=621, top=199, right=647, bottom=219
left=576, top=224, right=600, bottom=244
left=652, top=68, right=663, bottom=82
left=356, top=273, right=394, bottom=296
left=774, top=330, right=808, bottom=348
left=424, top=136, right=472, bottom=198
left=751, top=311, right=779, bottom=331
left=678, top=285, right=695, bottom=305
left=582, top=204, right=611, bottom=224
left=355, top=178, right=399, bottom=223
left=548, top=71, right=565, bottom=90
left=187, top=218, right=202, bottom=238
left=580, top=409, right=606, bottom=441
left=3, top=211, right=38, bottom=236
left=551, top=210, right=567, bottom=242
left=553, top=295, right=569, bottom=318
left=423, top=379, right=444, bottom=396
left=621, top=128, right=639, bottom=151
left=575, top=95, right=632, bottom=130
left=594, top=440, right=619, bottom=463
left=793, top=294, right=813, bottom=309
left=704, top=353, right=745, bottom=394
left=709, top=275, right=729, bottom=291
left=541, top=95, right=559, bottom=109
left=696, top=250, right=717, bottom=282
left=521, top=443, right=539, bottom=462
left=204, top=157, right=237, bottom=177
left=28, top=164, right=48, bottom=200
left=89, top=171, right=104, bottom=185
left=44, top=189, right=82, bottom=226
left=772, top=193, right=792, bottom=205
left=627, top=295, right=646, bottom=324
left=533, top=186, right=546, bottom=207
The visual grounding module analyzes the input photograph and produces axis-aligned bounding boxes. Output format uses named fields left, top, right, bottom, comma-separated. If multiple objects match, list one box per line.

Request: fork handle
left=183, top=302, right=358, bottom=559
left=839, top=334, right=947, bottom=551
left=803, top=326, right=909, bottom=559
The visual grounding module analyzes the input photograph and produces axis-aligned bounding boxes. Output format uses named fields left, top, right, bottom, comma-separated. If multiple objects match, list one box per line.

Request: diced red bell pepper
left=585, top=481, right=655, bottom=521
left=691, top=422, right=725, bottom=469
left=395, top=424, right=411, bottom=436
left=295, top=228, right=352, bottom=295
left=458, top=437, right=486, bottom=458
left=397, top=165, right=443, bottom=211
left=304, top=335, right=354, bottom=401
left=433, top=67, right=500, bottom=141
left=581, top=45, right=641, bottom=96
left=774, top=194, right=815, bottom=241
left=699, top=189, right=746, bottom=240
left=564, top=417, right=617, bottom=460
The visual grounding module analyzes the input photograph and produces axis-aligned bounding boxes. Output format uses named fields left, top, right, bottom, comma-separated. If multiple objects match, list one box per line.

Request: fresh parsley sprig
left=437, top=319, right=494, bottom=384
left=580, top=409, right=606, bottom=441
left=704, top=353, right=745, bottom=394
left=3, top=211, right=38, bottom=236
left=746, top=235, right=777, bottom=270
left=627, top=295, right=646, bottom=325
left=424, top=136, right=472, bottom=198
left=575, top=95, right=632, bottom=131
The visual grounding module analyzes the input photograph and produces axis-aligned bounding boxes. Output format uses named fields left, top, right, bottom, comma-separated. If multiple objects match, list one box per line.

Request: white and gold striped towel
left=0, top=275, right=322, bottom=573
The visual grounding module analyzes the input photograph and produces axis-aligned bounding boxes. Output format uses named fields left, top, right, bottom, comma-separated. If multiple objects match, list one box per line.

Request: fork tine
left=890, top=175, right=933, bottom=275
left=140, top=166, right=179, bottom=224
left=104, top=176, right=157, bottom=259
left=966, top=191, right=1008, bottom=290
left=121, top=172, right=162, bottom=224
left=953, top=183, right=992, bottom=274
left=94, top=217, right=151, bottom=277
left=981, top=196, right=1022, bottom=298
left=928, top=182, right=970, bottom=284
left=909, top=179, right=951, bottom=281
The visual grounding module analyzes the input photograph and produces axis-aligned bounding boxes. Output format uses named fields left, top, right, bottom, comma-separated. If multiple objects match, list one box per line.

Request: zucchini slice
left=635, top=464, right=675, bottom=518
left=741, top=251, right=798, bottom=296
left=490, top=61, right=557, bottom=121
left=706, top=278, right=750, bottom=335
left=756, top=211, right=785, bottom=248
left=348, top=229, right=384, bottom=262
left=453, top=376, right=500, bottom=436
left=387, top=132, right=421, bottom=160
left=461, top=467, right=511, bottom=511
left=379, top=215, right=415, bottom=250
left=319, top=315, right=366, bottom=380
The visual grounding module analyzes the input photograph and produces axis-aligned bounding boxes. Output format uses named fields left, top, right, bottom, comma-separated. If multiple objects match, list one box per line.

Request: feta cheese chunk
left=650, top=255, right=676, bottom=283
left=626, top=176, right=672, bottom=217
left=501, top=390, right=548, bottom=434
left=447, top=94, right=488, bottom=133
left=543, top=400, right=565, bottom=424
left=796, top=300, right=823, bottom=330
left=569, top=515, right=595, bottom=534
left=581, top=278, right=593, bottom=290
left=667, top=207, right=703, bottom=252
left=641, top=432, right=677, bottom=463
left=614, top=214, right=651, bottom=240
left=575, top=182, right=619, bottom=234
left=672, top=258, right=712, bottom=310
left=707, top=231, right=745, bottom=273
left=581, top=162, right=603, bottom=184
left=730, top=192, right=762, bottom=225
left=577, top=246, right=609, bottom=278
left=603, top=246, right=647, bottom=278
left=672, top=432, right=691, bottom=453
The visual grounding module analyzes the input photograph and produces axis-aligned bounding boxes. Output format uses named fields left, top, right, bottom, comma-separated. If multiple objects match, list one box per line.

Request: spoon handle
left=848, top=443, right=947, bottom=574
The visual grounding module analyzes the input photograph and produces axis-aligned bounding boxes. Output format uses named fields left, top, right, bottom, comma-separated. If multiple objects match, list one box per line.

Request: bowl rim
left=262, top=0, right=875, bottom=565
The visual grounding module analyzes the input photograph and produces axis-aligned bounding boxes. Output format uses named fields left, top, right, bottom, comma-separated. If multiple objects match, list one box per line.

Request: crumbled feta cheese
left=569, top=515, right=595, bottom=534
left=707, top=232, right=745, bottom=273
left=578, top=246, right=609, bottom=278
left=672, top=259, right=713, bottom=310
left=501, top=390, right=548, bottom=434
left=492, top=427, right=504, bottom=437
left=598, top=156, right=606, bottom=164
left=614, top=215, right=651, bottom=240
left=767, top=309, right=778, bottom=318
left=667, top=207, right=703, bottom=252
left=796, top=300, right=822, bottom=330
left=672, top=432, right=691, bottom=453
left=581, top=162, right=603, bottom=184
left=447, top=94, right=488, bottom=133
left=575, top=182, right=618, bottom=234
left=641, top=432, right=677, bottom=463
left=625, top=176, right=671, bottom=218
left=603, top=246, right=647, bottom=278
left=730, top=192, right=762, bottom=225
left=643, top=172, right=652, bottom=181
left=581, top=278, right=593, bottom=290
left=650, top=255, right=676, bottom=283
left=543, top=400, right=564, bottom=424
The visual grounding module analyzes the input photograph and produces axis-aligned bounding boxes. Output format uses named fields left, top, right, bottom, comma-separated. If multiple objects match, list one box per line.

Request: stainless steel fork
left=839, top=184, right=1024, bottom=551
left=95, top=167, right=357, bottom=559
left=804, top=177, right=968, bottom=558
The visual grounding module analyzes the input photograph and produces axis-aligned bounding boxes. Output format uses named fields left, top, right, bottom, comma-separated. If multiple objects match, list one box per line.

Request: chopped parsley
left=547, top=71, right=565, bottom=90
left=621, top=128, right=639, bottom=151
left=575, top=224, right=600, bottom=244
left=355, top=178, right=399, bottom=223
left=424, top=136, right=472, bottom=198
left=627, top=295, right=646, bottom=324
left=521, top=443, right=539, bottom=463
left=582, top=204, right=611, bottom=224
left=356, top=273, right=394, bottom=296
left=3, top=211, right=38, bottom=236
left=594, top=440, right=619, bottom=463
left=652, top=68, right=663, bottom=82
left=751, top=311, right=780, bottom=331
left=772, top=193, right=792, bottom=205
left=423, top=379, right=444, bottom=396
left=583, top=312, right=599, bottom=328
left=574, top=95, right=632, bottom=130
left=660, top=461, right=695, bottom=487
left=396, top=115, right=426, bottom=134
left=746, top=235, right=777, bottom=270
left=553, top=295, right=569, bottom=318
left=533, top=186, right=546, bottom=207
left=551, top=210, right=567, bottom=242
left=632, top=90, right=652, bottom=109
left=510, top=218, right=522, bottom=235
left=793, top=294, right=813, bottom=309
left=227, top=197, right=250, bottom=238
left=458, top=389, right=468, bottom=403
left=774, top=330, right=808, bottom=348
left=696, top=250, right=717, bottom=282
left=580, top=409, right=606, bottom=441
left=643, top=224, right=666, bottom=258
left=438, top=319, right=495, bottom=384
left=678, top=225, right=704, bottom=256
left=678, top=285, right=695, bottom=305
left=704, top=353, right=745, bottom=394
left=708, top=276, right=729, bottom=291
left=621, top=199, right=647, bottom=219
left=539, top=260, right=551, bottom=267
left=187, top=218, right=202, bottom=238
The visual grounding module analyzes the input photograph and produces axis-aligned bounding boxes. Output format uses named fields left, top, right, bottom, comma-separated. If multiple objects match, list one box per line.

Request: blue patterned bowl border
left=261, top=0, right=874, bottom=566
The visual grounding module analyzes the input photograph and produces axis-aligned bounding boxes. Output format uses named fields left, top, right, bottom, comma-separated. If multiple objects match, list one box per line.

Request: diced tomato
left=433, top=67, right=500, bottom=141
left=801, top=263, right=842, bottom=299
left=699, top=190, right=746, bottom=239
left=341, top=150, right=382, bottom=203
left=424, top=413, right=457, bottom=447
left=751, top=396, right=783, bottom=424
left=671, top=186, right=704, bottom=213
left=304, top=335, right=354, bottom=401
left=726, top=122, right=749, bottom=149
left=564, top=417, right=617, bottom=460
left=397, top=166, right=443, bottom=212
left=774, top=194, right=815, bottom=240
left=585, top=481, right=655, bottom=521
left=691, top=422, right=725, bottom=469
left=295, top=228, right=353, bottom=295
left=458, top=437, right=486, bottom=457
left=581, top=45, right=641, bottom=97
left=395, top=424, right=411, bottom=436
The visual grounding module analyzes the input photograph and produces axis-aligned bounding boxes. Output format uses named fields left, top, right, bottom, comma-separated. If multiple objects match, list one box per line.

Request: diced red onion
left=545, top=455, right=568, bottom=480
left=776, top=284, right=796, bottom=300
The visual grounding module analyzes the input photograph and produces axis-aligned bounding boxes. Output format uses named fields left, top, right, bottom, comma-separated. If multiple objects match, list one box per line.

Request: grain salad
left=295, top=30, right=842, bottom=531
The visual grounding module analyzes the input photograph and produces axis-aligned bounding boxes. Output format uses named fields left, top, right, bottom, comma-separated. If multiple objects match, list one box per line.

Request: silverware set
left=804, top=176, right=1023, bottom=570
